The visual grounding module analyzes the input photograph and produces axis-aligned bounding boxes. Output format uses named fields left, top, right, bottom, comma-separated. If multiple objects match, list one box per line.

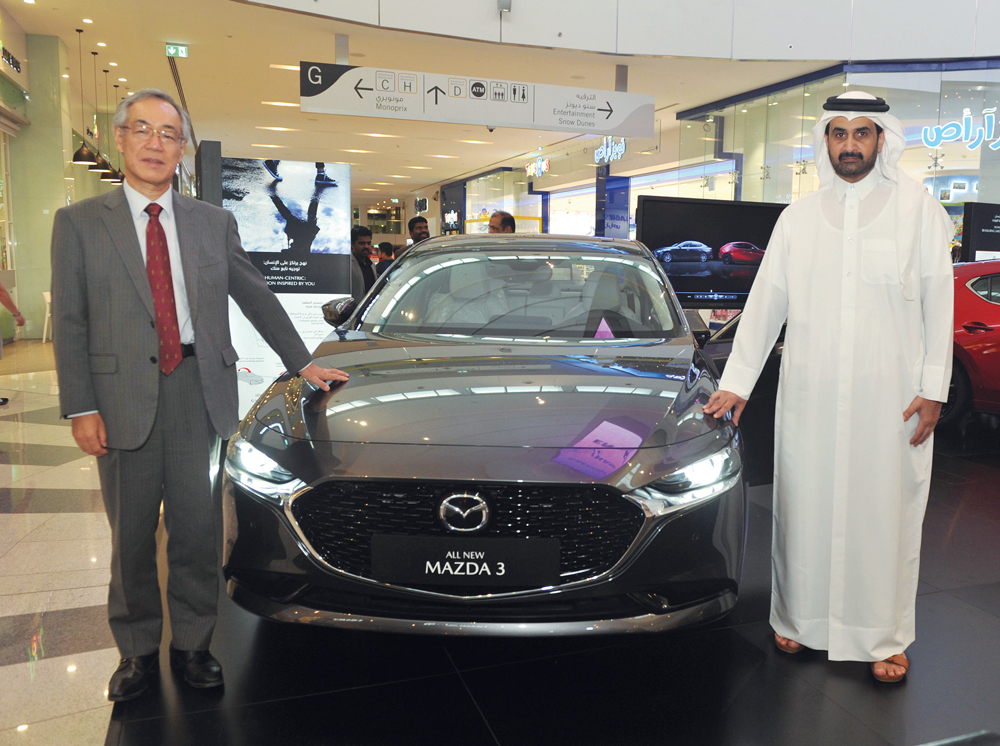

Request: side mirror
left=692, top=329, right=712, bottom=349
left=322, top=297, right=356, bottom=327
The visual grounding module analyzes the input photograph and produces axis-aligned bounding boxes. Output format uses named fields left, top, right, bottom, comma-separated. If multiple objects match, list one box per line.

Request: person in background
left=0, top=281, right=25, bottom=405
left=408, top=216, right=430, bottom=246
left=375, top=242, right=395, bottom=276
left=50, top=88, right=349, bottom=702
left=350, top=225, right=376, bottom=303
left=488, top=211, right=515, bottom=233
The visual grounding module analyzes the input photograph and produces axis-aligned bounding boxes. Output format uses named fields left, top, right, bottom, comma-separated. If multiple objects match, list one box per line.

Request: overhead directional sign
left=300, top=62, right=654, bottom=138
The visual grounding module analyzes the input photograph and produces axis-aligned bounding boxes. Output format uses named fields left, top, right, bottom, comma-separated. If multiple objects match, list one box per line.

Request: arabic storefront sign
left=526, top=157, right=550, bottom=178
left=594, top=136, right=626, bottom=164
left=922, top=107, right=1000, bottom=150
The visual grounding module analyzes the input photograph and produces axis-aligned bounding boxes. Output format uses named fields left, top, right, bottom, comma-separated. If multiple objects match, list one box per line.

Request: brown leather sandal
left=774, top=632, right=805, bottom=654
left=871, top=653, right=909, bottom=683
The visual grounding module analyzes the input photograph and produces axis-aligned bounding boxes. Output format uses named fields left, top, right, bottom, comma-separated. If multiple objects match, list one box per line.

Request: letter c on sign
left=308, top=66, right=322, bottom=85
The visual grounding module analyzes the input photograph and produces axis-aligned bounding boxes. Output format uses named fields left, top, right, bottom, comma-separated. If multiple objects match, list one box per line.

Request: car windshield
left=357, top=249, right=682, bottom=340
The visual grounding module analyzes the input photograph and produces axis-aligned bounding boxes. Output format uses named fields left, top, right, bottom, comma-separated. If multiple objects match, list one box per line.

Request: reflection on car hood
left=251, top=333, right=721, bottom=449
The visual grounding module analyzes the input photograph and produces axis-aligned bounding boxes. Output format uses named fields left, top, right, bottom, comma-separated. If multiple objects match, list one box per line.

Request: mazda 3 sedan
left=655, top=241, right=713, bottom=263
left=223, top=235, right=747, bottom=636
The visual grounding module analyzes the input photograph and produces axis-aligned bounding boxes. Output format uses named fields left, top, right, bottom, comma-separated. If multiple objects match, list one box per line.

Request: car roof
left=404, top=233, right=652, bottom=258
left=954, top=259, right=1000, bottom=280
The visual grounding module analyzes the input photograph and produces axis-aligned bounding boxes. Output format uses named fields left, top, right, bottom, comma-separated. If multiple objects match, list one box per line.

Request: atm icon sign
left=470, top=81, right=487, bottom=99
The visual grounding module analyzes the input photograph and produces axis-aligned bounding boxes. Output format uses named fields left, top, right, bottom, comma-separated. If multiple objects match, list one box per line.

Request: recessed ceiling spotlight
left=256, top=126, right=302, bottom=131
left=387, top=174, right=409, bottom=178
left=97, top=42, right=106, bottom=47
left=359, top=133, right=401, bottom=138
left=342, top=149, right=373, bottom=154
left=269, top=64, right=300, bottom=71
left=109, top=62, right=117, bottom=66
left=62, top=74, right=69, bottom=78
left=429, top=155, right=458, bottom=158
left=82, top=18, right=93, bottom=23
left=251, top=144, right=287, bottom=148
left=457, top=140, right=492, bottom=144
left=373, top=182, right=392, bottom=185
left=406, top=166, right=432, bottom=169
left=117, top=78, right=126, bottom=82
left=262, top=101, right=298, bottom=107
left=360, top=187, right=378, bottom=191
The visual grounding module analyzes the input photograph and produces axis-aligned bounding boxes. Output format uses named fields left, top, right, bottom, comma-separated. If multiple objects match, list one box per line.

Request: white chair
left=41, top=291, right=52, bottom=343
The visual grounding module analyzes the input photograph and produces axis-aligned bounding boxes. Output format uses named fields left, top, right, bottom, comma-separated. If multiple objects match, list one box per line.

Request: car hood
left=250, top=333, right=721, bottom=450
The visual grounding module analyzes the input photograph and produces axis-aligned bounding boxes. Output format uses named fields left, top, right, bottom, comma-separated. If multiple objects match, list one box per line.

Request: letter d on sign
left=308, top=66, right=322, bottom=85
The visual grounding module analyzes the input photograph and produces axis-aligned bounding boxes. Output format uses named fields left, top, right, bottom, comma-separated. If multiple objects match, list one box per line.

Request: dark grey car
left=223, top=235, right=747, bottom=636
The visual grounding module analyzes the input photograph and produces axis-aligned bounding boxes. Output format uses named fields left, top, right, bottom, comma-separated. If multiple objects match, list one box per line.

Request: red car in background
left=941, top=260, right=1000, bottom=427
left=718, top=242, right=765, bottom=265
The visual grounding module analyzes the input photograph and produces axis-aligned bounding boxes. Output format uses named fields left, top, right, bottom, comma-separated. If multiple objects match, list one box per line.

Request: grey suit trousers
left=97, top=357, right=220, bottom=657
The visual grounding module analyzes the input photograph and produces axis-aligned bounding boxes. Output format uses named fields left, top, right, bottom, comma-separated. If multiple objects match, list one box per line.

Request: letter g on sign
left=308, top=66, right=322, bottom=85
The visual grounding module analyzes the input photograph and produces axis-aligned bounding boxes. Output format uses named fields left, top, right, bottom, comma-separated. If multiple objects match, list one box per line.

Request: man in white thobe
left=704, top=91, right=954, bottom=683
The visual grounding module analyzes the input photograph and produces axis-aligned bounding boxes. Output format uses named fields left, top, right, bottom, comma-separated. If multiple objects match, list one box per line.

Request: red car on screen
left=718, top=242, right=765, bottom=265
left=941, top=259, right=1000, bottom=426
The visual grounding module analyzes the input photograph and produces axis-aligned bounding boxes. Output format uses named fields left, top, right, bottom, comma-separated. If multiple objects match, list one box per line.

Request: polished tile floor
left=1, top=338, right=999, bottom=746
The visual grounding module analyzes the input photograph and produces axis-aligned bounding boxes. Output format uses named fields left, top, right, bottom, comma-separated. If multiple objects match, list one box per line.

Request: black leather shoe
left=108, top=652, right=159, bottom=702
left=169, top=647, right=224, bottom=689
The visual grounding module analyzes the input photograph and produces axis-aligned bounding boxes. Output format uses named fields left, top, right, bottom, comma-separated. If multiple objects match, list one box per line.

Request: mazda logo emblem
left=439, top=493, right=490, bottom=533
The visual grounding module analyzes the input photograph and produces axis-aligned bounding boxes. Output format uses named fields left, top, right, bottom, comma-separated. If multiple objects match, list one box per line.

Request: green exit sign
left=165, top=44, right=188, bottom=58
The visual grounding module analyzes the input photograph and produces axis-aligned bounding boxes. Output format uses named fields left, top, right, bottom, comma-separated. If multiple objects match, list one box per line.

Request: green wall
left=8, top=34, right=115, bottom=340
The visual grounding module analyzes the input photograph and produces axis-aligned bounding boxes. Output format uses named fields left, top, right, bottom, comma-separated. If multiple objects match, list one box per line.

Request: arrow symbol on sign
left=354, top=79, right=373, bottom=99
left=427, top=85, right=445, bottom=105
left=598, top=101, right=614, bottom=120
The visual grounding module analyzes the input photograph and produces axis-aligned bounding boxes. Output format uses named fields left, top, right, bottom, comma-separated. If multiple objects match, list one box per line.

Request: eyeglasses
left=121, top=122, right=185, bottom=145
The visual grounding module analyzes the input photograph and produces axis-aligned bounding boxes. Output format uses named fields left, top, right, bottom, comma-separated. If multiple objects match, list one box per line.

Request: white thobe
left=719, top=170, right=954, bottom=661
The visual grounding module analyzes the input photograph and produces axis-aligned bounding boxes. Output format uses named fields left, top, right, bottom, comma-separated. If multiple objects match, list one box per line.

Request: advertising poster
left=221, top=158, right=352, bottom=417
left=222, top=158, right=352, bottom=294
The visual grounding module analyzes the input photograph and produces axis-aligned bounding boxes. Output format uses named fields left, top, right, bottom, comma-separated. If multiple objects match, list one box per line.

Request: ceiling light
left=429, top=155, right=458, bottom=159
left=117, top=78, right=126, bottom=82
left=387, top=174, right=409, bottom=178
left=457, top=140, right=492, bottom=144
left=252, top=144, right=287, bottom=148
left=361, top=188, right=379, bottom=191
left=262, top=101, right=298, bottom=107
left=62, top=74, right=69, bottom=78
left=109, top=62, right=117, bottom=66
left=406, top=166, right=432, bottom=169
left=373, top=182, right=392, bottom=185
left=359, top=133, right=400, bottom=138
left=71, top=30, right=97, bottom=166
left=342, top=149, right=373, bottom=153
left=82, top=18, right=93, bottom=23
left=24, top=0, right=35, bottom=4
left=97, top=42, right=106, bottom=47
left=256, top=126, right=302, bottom=131
left=269, top=64, right=300, bottom=71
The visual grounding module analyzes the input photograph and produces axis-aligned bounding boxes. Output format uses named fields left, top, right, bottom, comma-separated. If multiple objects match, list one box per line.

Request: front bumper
left=222, top=469, right=746, bottom=634
left=228, top=577, right=736, bottom=636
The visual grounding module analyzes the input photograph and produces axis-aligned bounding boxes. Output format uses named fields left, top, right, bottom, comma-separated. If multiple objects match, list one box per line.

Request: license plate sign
left=371, top=535, right=560, bottom=586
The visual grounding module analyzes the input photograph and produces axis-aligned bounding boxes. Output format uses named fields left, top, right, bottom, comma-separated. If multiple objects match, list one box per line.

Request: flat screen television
left=636, top=195, right=788, bottom=309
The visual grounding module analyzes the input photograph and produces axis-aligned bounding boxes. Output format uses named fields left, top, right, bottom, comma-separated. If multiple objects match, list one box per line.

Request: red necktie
left=144, top=203, right=183, bottom=375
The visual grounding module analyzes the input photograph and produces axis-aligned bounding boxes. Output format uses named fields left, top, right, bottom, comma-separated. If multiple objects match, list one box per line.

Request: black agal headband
left=823, top=95, right=890, bottom=113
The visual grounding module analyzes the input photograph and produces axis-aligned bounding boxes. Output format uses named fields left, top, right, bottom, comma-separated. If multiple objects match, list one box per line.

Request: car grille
left=289, top=480, right=645, bottom=587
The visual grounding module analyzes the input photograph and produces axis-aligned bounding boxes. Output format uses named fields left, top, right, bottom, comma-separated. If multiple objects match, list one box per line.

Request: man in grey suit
left=51, top=89, right=349, bottom=702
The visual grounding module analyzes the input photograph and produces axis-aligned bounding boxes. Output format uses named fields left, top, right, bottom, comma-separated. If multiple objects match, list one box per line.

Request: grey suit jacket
left=51, top=187, right=313, bottom=450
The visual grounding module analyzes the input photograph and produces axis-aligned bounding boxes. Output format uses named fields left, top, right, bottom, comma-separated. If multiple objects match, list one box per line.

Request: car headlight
left=628, top=445, right=742, bottom=517
left=225, top=437, right=305, bottom=505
